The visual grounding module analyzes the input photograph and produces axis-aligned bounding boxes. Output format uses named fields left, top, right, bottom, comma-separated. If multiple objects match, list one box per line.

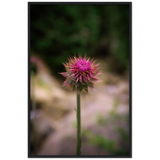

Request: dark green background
left=30, top=4, right=130, bottom=75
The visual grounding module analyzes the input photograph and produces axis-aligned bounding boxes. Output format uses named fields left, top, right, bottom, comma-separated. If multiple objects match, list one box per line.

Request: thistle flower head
left=60, top=56, right=100, bottom=92
left=30, top=56, right=42, bottom=74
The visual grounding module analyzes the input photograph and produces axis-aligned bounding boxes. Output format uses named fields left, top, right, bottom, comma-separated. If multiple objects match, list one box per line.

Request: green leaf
left=84, top=87, right=88, bottom=92
left=80, top=87, right=83, bottom=92
left=72, top=85, right=76, bottom=91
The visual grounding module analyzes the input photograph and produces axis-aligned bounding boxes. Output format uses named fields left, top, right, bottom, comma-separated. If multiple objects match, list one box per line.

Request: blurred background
left=30, top=3, right=130, bottom=156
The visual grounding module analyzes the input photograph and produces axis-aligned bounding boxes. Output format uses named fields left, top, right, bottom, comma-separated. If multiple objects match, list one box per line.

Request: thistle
left=30, top=56, right=41, bottom=155
left=31, top=56, right=41, bottom=74
left=60, top=55, right=100, bottom=155
left=61, top=56, right=100, bottom=93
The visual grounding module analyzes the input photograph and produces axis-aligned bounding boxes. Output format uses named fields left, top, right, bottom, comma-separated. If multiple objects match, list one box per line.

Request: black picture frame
left=25, top=0, right=135, bottom=159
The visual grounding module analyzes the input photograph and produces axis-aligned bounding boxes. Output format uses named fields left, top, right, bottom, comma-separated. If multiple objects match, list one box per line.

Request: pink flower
left=30, top=57, right=42, bottom=75
left=31, top=56, right=42, bottom=70
left=60, top=56, right=100, bottom=92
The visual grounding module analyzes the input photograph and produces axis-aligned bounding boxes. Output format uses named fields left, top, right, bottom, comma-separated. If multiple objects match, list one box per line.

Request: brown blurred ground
left=30, top=57, right=129, bottom=156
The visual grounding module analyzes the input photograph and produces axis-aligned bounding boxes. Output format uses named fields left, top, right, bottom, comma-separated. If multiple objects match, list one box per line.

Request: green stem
left=76, top=91, right=81, bottom=155
left=31, top=71, right=37, bottom=155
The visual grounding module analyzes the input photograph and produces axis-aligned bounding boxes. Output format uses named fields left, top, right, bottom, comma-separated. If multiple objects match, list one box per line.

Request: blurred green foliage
left=96, top=97, right=122, bottom=126
left=30, top=4, right=130, bottom=74
left=91, top=98, right=129, bottom=155
left=85, top=130, right=129, bottom=155
left=85, top=117, right=129, bottom=155
left=85, top=130, right=116, bottom=153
